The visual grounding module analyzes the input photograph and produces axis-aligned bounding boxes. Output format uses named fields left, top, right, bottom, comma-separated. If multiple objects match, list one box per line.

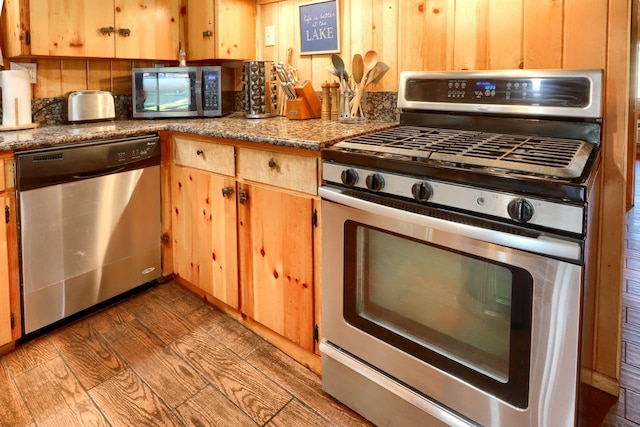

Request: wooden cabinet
left=3, top=0, right=180, bottom=60
left=171, top=137, right=239, bottom=308
left=170, top=135, right=319, bottom=354
left=236, top=146, right=317, bottom=351
left=186, top=0, right=256, bottom=60
left=0, top=195, right=15, bottom=347
left=238, top=182, right=315, bottom=351
left=112, top=0, right=181, bottom=60
left=29, top=0, right=114, bottom=58
left=236, top=147, right=318, bottom=195
left=0, top=155, right=19, bottom=348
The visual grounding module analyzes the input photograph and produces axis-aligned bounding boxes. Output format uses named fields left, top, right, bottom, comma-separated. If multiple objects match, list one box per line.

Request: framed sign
left=299, top=0, right=340, bottom=55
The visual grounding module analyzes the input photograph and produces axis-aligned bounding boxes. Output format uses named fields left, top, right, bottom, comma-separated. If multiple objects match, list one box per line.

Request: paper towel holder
left=0, top=70, right=39, bottom=131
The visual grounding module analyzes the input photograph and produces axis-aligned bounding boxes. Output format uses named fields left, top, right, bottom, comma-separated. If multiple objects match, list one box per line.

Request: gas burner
left=332, top=126, right=594, bottom=179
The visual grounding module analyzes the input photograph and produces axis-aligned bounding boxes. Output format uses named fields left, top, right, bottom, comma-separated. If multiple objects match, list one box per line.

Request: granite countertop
left=0, top=113, right=399, bottom=152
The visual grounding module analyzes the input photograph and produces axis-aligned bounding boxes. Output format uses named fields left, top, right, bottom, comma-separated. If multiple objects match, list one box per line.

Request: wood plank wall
left=256, top=0, right=612, bottom=90
left=6, top=59, right=156, bottom=98
left=258, top=0, right=631, bottom=395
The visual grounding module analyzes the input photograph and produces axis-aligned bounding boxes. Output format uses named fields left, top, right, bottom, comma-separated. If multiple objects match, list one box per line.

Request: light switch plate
left=265, top=26, right=275, bottom=47
left=10, top=62, right=37, bottom=83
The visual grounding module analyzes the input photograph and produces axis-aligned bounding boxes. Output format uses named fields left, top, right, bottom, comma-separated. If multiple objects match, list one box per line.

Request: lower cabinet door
left=0, top=195, right=14, bottom=346
left=171, top=165, right=239, bottom=308
left=238, top=183, right=315, bottom=352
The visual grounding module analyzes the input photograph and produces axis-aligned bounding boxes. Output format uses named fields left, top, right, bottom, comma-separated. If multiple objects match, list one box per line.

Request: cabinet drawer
left=173, top=137, right=235, bottom=176
left=0, top=155, right=14, bottom=192
left=237, top=147, right=318, bottom=194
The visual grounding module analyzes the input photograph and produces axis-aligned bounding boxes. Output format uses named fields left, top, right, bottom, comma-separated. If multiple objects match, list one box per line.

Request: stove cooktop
left=322, top=69, right=604, bottom=207
left=332, top=126, right=595, bottom=180
left=322, top=125, right=600, bottom=205
left=321, top=70, right=604, bottom=237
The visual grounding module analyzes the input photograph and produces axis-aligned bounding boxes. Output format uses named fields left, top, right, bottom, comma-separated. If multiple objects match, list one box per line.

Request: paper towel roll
left=1, top=70, right=32, bottom=127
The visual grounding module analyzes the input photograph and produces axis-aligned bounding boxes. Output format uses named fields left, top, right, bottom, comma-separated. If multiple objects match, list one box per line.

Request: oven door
left=319, top=186, right=583, bottom=427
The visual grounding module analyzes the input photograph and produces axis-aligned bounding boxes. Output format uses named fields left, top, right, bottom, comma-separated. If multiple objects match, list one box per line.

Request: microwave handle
left=195, top=69, right=203, bottom=115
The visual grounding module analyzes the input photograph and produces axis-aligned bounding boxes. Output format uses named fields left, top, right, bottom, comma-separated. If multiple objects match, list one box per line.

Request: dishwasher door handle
left=72, top=166, right=126, bottom=180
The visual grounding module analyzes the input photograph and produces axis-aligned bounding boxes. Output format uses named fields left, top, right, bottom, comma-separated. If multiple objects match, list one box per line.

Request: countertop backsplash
left=18, top=91, right=398, bottom=126
left=28, top=95, right=134, bottom=126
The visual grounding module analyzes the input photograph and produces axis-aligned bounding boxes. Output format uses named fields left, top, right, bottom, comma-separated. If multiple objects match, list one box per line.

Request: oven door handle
left=319, top=186, right=582, bottom=261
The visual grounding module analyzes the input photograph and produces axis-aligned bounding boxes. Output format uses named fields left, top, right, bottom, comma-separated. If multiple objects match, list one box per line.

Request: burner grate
left=335, top=126, right=594, bottom=178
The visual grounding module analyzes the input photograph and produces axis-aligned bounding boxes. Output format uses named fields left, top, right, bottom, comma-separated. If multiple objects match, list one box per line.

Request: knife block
left=286, top=81, right=322, bottom=120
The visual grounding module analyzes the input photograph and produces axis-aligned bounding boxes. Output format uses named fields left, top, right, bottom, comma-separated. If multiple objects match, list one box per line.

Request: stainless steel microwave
left=132, top=66, right=234, bottom=118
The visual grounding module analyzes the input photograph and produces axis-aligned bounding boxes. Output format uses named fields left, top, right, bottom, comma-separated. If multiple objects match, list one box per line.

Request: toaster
left=66, top=90, right=115, bottom=123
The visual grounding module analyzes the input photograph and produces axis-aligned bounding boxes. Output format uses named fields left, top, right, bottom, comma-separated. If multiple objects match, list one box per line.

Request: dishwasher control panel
left=108, top=137, right=159, bottom=166
left=16, top=134, right=161, bottom=191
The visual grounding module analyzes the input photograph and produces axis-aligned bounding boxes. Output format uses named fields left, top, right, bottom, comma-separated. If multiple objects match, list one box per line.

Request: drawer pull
left=196, top=150, right=204, bottom=156
left=268, top=159, right=277, bottom=169
left=221, top=186, right=234, bottom=198
left=239, top=189, right=248, bottom=204
left=203, top=29, right=212, bottom=38
left=100, top=26, right=115, bottom=36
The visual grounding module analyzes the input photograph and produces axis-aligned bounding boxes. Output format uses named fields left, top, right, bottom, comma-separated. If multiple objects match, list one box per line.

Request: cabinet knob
left=268, top=159, right=277, bottom=169
left=221, top=186, right=234, bottom=198
left=118, top=28, right=131, bottom=37
left=239, top=189, right=248, bottom=204
left=99, top=26, right=115, bottom=36
left=196, top=149, right=204, bottom=156
left=203, top=29, right=212, bottom=38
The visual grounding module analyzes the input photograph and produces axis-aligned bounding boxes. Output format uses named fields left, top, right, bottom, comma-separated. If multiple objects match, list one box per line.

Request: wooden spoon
left=361, top=50, right=379, bottom=88
left=352, top=54, right=364, bottom=86
left=351, top=50, right=378, bottom=118
left=350, top=54, right=365, bottom=116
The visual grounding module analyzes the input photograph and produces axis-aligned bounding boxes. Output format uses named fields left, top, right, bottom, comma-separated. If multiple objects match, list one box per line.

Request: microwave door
left=132, top=67, right=199, bottom=118
left=133, top=72, right=158, bottom=114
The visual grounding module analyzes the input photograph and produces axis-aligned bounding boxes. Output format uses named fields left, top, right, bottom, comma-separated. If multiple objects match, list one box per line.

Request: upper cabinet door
left=114, top=0, right=181, bottom=60
left=8, top=0, right=250, bottom=61
left=215, top=0, right=256, bottom=60
left=29, top=0, right=116, bottom=57
left=27, top=0, right=179, bottom=60
left=187, top=0, right=256, bottom=61
left=186, top=0, right=215, bottom=61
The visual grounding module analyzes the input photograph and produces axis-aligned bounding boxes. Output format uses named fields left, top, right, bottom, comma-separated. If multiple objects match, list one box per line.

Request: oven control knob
left=411, top=181, right=433, bottom=201
left=507, top=198, right=534, bottom=223
left=366, top=173, right=385, bottom=192
left=340, top=169, right=359, bottom=187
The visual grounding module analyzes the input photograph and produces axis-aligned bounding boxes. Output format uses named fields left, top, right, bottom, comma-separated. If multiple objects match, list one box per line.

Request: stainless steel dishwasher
left=16, top=134, right=162, bottom=336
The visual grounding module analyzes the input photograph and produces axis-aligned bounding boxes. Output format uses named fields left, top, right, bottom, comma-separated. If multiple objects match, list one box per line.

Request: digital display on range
left=476, top=81, right=497, bottom=91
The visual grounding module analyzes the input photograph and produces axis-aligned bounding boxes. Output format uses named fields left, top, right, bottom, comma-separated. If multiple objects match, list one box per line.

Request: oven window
left=344, top=222, right=533, bottom=408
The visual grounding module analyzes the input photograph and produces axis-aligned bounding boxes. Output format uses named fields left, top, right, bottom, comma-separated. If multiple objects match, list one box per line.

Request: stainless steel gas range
left=319, top=69, right=603, bottom=427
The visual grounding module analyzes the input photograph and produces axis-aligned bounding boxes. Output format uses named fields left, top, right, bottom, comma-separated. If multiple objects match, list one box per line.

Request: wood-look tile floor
left=6, top=165, right=640, bottom=426
left=587, top=159, right=640, bottom=427
left=0, top=282, right=373, bottom=427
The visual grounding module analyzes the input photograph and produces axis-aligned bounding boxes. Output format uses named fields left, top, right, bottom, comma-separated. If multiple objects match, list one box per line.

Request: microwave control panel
left=202, top=65, right=233, bottom=117
left=202, top=68, right=220, bottom=111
